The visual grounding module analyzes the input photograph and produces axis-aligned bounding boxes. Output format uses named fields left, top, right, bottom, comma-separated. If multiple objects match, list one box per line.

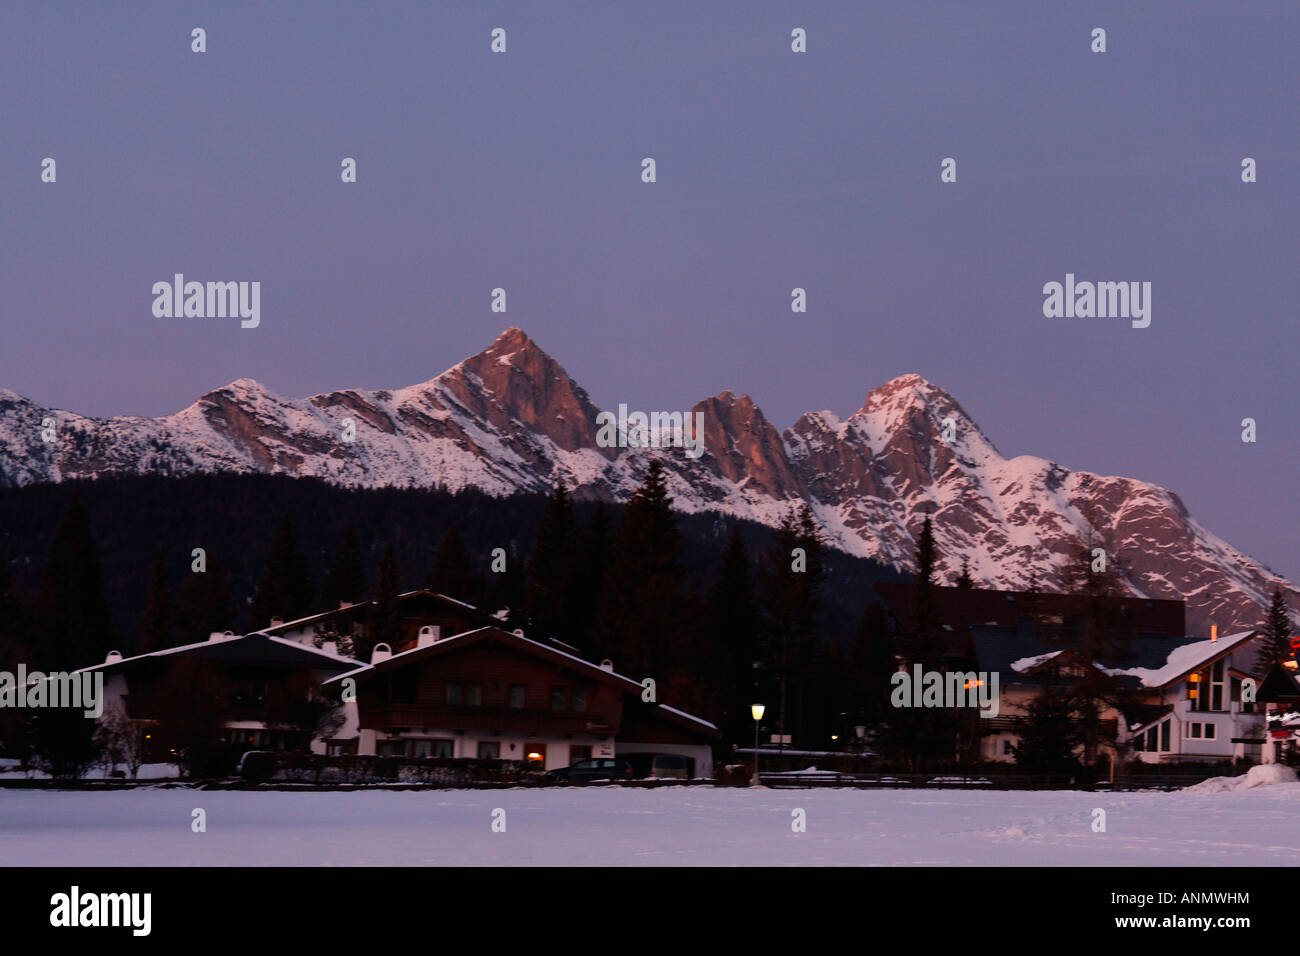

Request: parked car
left=623, top=753, right=691, bottom=779
left=545, top=757, right=635, bottom=782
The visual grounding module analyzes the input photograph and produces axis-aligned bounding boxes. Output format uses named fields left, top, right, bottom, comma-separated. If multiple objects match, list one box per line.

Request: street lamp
left=751, top=703, right=765, bottom=787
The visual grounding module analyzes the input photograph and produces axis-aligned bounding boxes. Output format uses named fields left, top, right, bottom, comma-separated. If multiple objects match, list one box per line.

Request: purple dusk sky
left=1, top=2, right=1296, bottom=581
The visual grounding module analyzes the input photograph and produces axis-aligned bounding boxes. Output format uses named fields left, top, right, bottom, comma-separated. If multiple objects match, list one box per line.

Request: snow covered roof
left=1102, top=630, right=1258, bottom=688
left=1010, top=650, right=1065, bottom=674
left=324, top=625, right=718, bottom=733
left=75, top=632, right=363, bottom=674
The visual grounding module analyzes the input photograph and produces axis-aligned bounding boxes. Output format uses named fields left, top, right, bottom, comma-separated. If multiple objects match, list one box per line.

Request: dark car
left=545, top=757, right=635, bottom=783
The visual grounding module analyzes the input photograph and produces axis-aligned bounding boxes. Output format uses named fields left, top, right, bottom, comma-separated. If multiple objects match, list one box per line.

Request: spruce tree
left=249, top=518, right=313, bottom=629
left=32, top=494, right=113, bottom=671
left=956, top=558, right=974, bottom=589
left=172, top=552, right=233, bottom=645
left=595, top=460, right=688, bottom=680
left=426, top=526, right=474, bottom=600
left=138, top=552, right=173, bottom=654
left=367, top=543, right=403, bottom=655
left=1258, top=588, right=1296, bottom=672
left=524, top=481, right=580, bottom=640
left=706, top=525, right=760, bottom=741
left=321, top=525, right=366, bottom=609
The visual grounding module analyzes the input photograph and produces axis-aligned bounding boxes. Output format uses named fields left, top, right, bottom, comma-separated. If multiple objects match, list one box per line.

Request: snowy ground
left=4, top=781, right=1300, bottom=865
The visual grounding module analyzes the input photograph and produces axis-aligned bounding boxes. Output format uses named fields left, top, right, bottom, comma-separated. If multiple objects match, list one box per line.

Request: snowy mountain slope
left=0, top=327, right=1292, bottom=633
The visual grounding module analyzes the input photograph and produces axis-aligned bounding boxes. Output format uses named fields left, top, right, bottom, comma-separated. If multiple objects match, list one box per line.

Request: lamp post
left=751, top=703, right=765, bottom=787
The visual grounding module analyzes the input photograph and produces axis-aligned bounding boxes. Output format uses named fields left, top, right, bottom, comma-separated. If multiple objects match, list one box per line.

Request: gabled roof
left=324, top=625, right=718, bottom=735
left=258, top=589, right=487, bottom=636
left=1102, top=630, right=1258, bottom=688
left=75, top=633, right=362, bottom=675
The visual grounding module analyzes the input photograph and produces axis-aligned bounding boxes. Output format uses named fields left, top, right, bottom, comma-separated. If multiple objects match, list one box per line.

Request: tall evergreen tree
left=138, top=551, right=173, bottom=654
left=1258, top=588, right=1296, bottom=673
left=571, top=501, right=612, bottom=653
left=172, top=553, right=233, bottom=645
left=706, top=525, right=760, bottom=742
left=524, top=481, right=580, bottom=639
left=426, top=525, right=475, bottom=600
left=321, top=525, right=367, bottom=609
left=851, top=599, right=897, bottom=730
left=595, top=460, right=689, bottom=680
left=32, top=494, right=113, bottom=671
left=0, top=542, right=28, bottom=664
left=249, top=518, right=313, bottom=629
left=758, top=506, right=827, bottom=743
left=367, top=543, right=403, bottom=656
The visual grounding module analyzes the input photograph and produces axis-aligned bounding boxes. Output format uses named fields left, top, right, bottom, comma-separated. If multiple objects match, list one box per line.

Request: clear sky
left=1, top=1, right=1296, bottom=581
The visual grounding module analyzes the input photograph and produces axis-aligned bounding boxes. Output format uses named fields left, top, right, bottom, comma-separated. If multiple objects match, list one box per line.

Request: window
left=1146, top=726, right=1158, bottom=751
left=572, top=688, right=588, bottom=712
left=1205, top=723, right=1216, bottom=740
left=477, top=742, right=500, bottom=759
left=1211, top=660, right=1224, bottom=711
left=551, top=686, right=568, bottom=711
left=570, top=744, right=592, bottom=763
left=1160, top=720, right=1170, bottom=752
left=411, top=739, right=432, bottom=757
left=389, top=670, right=416, bottom=705
left=508, top=684, right=526, bottom=709
left=1189, top=723, right=1202, bottom=739
left=446, top=683, right=482, bottom=706
left=1001, top=739, right=1013, bottom=756
left=433, top=739, right=454, bottom=758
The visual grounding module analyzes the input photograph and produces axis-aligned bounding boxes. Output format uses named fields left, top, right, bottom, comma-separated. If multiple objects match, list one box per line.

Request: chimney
left=513, top=628, right=525, bottom=638
left=105, top=650, right=122, bottom=664
left=270, top=616, right=284, bottom=628
left=600, top=659, right=614, bottom=672
left=338, top=601, right=352, bottom=609
left=209, top=630, right=236, bottom=642
left=1211, top=625, right=1218, bottom=643
left=371, top=642, right=392, bottom=664
left=417, top=625, right=441, bottom=648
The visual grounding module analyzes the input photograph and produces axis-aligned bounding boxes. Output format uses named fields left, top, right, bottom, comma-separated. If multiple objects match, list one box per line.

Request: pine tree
left=32, top=494, right=113, bottom=671
left=426, top=526, right=475, bottom=600
left=28, top=495, right=112, bottom=778
left=321, top=525, right=366, bottom=609
left=138, top=552, right=172, bottom=654
left=249, top=518, right=314, bottom=629
left=706, top=525, right=760, bottom=741
left=956, top=557, right=974, bottom=589
left=367, top=543, right=403, bottom=655
left=171, top=553, right=233, bottom=645
left=0, top=543, right=28, bottom=663
left=758, top=506, right=827, bottom=743
left=573, top=501, right=612, bottom=654
left=851, top=599, right=897, bottom=729
left=524, top=481, right=579, bottom=639
left=595, top=460, right=689, bottom=680
left=900, top=514, right=940, bottom=666
left=1258, top=588, right=1296, bottom=672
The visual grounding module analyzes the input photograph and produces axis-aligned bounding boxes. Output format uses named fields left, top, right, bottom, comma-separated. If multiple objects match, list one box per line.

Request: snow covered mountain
left=0, top=327, right=1292, bottom=633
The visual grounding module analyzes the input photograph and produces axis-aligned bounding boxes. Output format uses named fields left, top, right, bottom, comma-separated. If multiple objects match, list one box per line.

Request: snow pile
left=1183, top=763, right=1298, bottom=793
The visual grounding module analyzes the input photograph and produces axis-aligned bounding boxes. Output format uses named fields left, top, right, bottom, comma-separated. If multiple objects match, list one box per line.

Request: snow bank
left=1183, top=763, right=1298, bottom=793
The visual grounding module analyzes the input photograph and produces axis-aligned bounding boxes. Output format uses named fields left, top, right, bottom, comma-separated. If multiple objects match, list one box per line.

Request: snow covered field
left=4, top=781, right=1300, bottom=866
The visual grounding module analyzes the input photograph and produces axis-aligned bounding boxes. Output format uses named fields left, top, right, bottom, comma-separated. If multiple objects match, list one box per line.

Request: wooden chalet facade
left=323, top=625, right=719, bottom=775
